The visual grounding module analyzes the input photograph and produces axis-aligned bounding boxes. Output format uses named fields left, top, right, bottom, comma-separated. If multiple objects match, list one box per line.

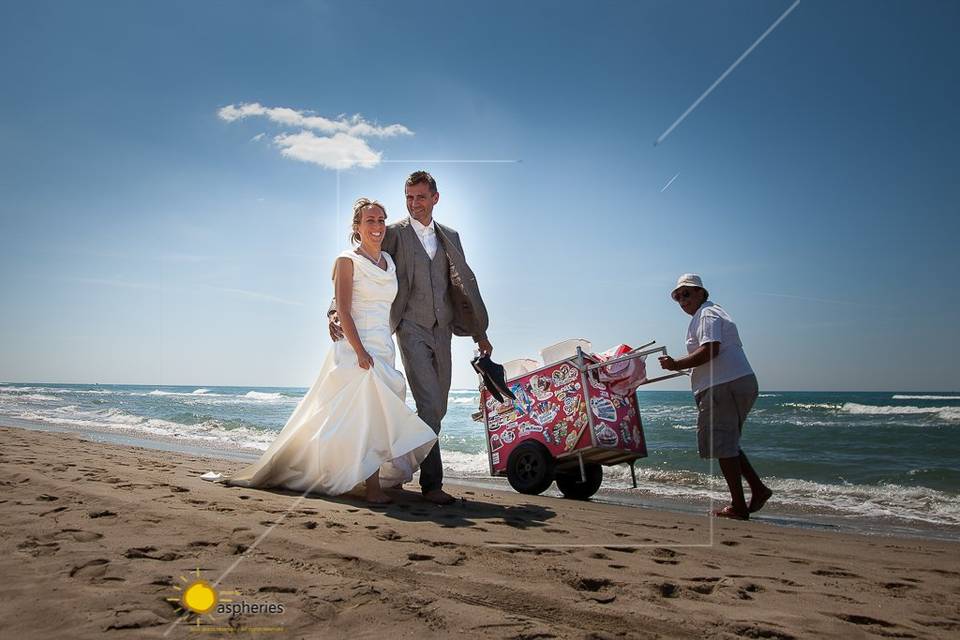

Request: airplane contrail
left=655, top=0, right=801, bottom=146
left=660, top=172, right=680, bottom=192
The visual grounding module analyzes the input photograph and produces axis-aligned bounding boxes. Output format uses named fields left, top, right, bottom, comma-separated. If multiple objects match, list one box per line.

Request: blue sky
left=1, top=0, right=958, bottom=391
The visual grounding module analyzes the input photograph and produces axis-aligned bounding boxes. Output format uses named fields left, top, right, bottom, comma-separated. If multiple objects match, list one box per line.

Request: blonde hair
left=349, top=197, right=387, bottom=245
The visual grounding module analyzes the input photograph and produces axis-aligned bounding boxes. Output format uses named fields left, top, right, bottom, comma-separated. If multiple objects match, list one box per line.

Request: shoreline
left=3, top=424, right=959, bottom=638
left=4, top=418, right=958, bottom=543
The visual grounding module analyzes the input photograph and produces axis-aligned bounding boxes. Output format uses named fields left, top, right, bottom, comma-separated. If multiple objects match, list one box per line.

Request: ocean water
left=2, top=383, right=958, bottom=531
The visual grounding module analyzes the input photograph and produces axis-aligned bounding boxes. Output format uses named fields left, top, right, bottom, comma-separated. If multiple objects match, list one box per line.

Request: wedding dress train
left=203, top=250, right=437, bottom=496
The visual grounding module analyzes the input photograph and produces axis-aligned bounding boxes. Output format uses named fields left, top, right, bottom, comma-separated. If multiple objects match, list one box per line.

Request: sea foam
left=244, top=391, right=284, bottom=401
left=841, top=403, right=960, bottom=422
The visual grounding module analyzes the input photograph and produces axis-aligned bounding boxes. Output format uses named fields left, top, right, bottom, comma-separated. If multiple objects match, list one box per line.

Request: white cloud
left=218, top=102, right=412, bottom=138
left=274, top=131, right=380, bottom=170
left=218, top=102, right=412, bottom=170
left=250, top=132, right=265, bottom=142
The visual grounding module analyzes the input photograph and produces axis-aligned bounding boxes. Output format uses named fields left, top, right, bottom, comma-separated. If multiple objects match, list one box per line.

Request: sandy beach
left=2, top=424, right=958, bottom=639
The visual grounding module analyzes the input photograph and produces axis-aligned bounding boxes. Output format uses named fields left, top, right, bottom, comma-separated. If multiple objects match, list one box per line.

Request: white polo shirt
left=686, top=301, right=754, bottom=395
left=409, top=216, right=438, bottom=260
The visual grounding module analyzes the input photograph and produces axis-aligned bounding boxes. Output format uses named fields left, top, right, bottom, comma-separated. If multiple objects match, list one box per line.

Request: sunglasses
left=672, top=288, right=697, bottom=302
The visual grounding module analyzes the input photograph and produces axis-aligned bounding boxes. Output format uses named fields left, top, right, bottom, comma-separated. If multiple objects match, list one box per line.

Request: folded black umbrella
left=471, top=355, right=517, bottom=404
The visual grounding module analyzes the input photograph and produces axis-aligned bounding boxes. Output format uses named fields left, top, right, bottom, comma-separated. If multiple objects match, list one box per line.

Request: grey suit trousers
left=396, top=319, right=452, bottom=493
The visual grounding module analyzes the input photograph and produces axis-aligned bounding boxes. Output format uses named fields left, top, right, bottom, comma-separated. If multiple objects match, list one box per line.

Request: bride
left=204, top=198, right=438, bottom=504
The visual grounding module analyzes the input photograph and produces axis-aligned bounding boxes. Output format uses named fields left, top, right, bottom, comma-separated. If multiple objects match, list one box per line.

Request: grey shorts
left=695, top=374, right=759, bottom=459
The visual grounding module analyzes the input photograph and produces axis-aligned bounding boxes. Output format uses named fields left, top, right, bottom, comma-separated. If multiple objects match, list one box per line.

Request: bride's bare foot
left=365, top=489, right=392, bottom=504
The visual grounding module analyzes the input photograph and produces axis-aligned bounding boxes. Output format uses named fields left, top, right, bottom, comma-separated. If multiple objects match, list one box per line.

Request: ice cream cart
left=472, top=341, right=684, bottom=500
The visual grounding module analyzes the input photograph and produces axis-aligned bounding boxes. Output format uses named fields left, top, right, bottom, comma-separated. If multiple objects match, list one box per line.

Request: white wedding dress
left=203, top=250, right=438, bottom=496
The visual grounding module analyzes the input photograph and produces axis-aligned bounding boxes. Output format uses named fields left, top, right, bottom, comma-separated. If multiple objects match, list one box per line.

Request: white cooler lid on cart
left=539, top=338, right=592, bottom=366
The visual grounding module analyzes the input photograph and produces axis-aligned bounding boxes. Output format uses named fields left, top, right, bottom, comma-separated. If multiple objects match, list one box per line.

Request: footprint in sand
left=687, top=577, right=724, bottom=595
left=881, top=581, right=917, bottom=595
left=69, top=558, right=110, bottom=578
left=407, top=552, right=434, bottom=561
left=812, top=568, right=860, bottom=578
left=56, top=529, right=104, bottom=542
left=651, top=548, right=682, bottom=565
left=829, top=613, right=896, bottom=629
left=123, top=546, right=182, bottom=561
left=436, top=551, right=467, bottom=566
left=103, top=609, right=168, bottom=630
left=88, top=510, right=117, bottom=519
left=565, top=575, right=614, bottom=592
left=417, top=539, right=457, bottom=548
left=17, top=537, right=60, bottom=557
left=375, top=529, right=402, bottom=541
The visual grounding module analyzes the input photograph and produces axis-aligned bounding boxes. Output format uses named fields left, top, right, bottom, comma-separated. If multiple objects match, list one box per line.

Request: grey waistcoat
left=402, top=235, right=455, bottom=329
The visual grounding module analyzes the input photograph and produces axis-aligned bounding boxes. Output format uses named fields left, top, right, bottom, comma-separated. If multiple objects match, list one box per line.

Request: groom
left=330, top=170, right=493, bottom=505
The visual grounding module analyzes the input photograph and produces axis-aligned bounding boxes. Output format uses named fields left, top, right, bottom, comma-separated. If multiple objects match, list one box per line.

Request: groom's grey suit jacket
left=380, top=218, right=489, bottom=343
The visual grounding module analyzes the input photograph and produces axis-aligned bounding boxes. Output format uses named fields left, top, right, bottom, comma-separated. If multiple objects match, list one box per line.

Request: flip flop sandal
left=714, top=506, right=749, bottom=521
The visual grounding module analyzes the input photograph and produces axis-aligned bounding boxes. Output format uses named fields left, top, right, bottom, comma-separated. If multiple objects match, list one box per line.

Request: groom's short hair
left=406, top=170, right=437, bottom=194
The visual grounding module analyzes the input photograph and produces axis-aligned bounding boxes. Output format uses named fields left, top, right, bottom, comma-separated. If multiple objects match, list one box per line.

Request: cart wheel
left=506, top=442, right=555, bottom=495
left=555, top=463, right=603, bottom=500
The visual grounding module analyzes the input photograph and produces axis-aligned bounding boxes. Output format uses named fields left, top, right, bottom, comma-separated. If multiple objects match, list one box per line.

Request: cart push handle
left=579, top=343, right=688, bottom=386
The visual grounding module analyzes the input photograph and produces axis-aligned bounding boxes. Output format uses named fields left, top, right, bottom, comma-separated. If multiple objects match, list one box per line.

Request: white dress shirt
left=409, top=216, right=438, bottom=260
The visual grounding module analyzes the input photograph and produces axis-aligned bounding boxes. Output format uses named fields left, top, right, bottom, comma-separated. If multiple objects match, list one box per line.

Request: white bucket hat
left=671, top=273, right=704, bottom=299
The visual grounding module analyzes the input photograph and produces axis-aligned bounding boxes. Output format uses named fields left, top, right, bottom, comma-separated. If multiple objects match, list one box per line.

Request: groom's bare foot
left=422, top=489, right=455, bottom=505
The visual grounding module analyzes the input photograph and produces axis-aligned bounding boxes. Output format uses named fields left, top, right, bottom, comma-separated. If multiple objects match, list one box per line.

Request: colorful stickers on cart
left=483, top=363, right=587, bottom=453
left=484, top=361, right=643, bottom=460
left=588, top=385, right=641, bottom=450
